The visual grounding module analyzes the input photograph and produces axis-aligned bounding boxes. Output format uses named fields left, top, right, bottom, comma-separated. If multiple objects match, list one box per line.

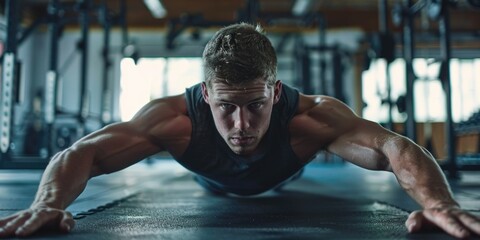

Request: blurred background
left=0, top=0, right=479, bottom=178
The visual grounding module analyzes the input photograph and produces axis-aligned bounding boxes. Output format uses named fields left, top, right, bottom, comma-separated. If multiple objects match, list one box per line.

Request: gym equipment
left=384, top=0, right=419, bottom=138
left=0, top=0, right=48, bottom=168
left=164, top=0, right=260, bottom=50
left=372, top=0, right=396, bottom=130
left=436, top=0, right=458, bottom=178
left=294, top=37, right=313, bottom=95
left=457, top=110, right=480, bottom=132
left=369, top=33, right=395, bottom=64
left=402, top=0, right=418, bottom=142
left=0, top=0, right=128, bottom=169
left=389, top=0, right=458, bottom=145
left=390, top=0, right=476, bottom=177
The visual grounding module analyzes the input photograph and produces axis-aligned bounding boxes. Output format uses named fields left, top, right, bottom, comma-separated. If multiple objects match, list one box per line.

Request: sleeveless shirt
left=179, top=83, right=304, bottom=195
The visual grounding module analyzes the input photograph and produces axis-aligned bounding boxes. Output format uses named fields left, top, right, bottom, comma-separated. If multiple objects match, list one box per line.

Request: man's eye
left=249, top=102, right=263, bottom=110
left=220, top=103, right=234, bottom=110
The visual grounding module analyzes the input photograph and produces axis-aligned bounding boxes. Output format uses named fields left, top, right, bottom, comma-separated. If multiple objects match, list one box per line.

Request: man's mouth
left=230, top=136, right=255, bottom=146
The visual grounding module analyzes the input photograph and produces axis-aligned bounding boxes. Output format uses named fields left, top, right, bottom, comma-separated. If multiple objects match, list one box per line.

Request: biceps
left=328, top=141, right=390, bottom=170
left=327, top=121, right=392, bottom=171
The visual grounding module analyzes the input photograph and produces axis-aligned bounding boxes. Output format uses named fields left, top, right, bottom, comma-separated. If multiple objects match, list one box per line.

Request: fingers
left=457, top=212, right=480, bottom=236
left=406, top=210, right=439, bottom=233
left=0, top=214, right=18, bottom=226
left=0, top=212, right=31, bottom=238
left=406, top=208, right=480, bottom=238
left=14, top=210, right=54, bottom=237
left=0, top=208, right=75, bottom=238
left=59, top=211, right=75, bottom=233
left=15, top=209, right=75, bottom=237
left=406, top=211, right=425, bottom=233
left=422, top=208, right=470, bottom=238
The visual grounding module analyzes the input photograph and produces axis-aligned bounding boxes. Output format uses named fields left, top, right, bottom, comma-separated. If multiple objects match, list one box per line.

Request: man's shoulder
left=144, top=94, right=189, bottom=117
left=130, top=94, right=192, bottom=156
left=291, top=94, right=358, bottom=133
left=295, top=94, right=352, bottom=115
left=163, top=94, right=188, bottom=113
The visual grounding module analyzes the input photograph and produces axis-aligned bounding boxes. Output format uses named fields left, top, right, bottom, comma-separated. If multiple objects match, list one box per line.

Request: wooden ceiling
left=18, top=0, right=480, bottom=33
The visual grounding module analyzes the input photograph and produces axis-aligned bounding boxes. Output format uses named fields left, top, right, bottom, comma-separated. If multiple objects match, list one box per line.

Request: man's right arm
left=0, top=95, right=188, bottom=238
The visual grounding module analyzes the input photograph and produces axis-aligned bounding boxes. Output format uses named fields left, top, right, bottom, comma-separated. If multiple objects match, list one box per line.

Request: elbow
left=372, top=152, right=392, bottom=172
left=379, top=158, right=393, bottom=172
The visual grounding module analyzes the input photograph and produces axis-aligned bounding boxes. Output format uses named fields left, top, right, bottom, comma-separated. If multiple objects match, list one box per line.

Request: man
left=0, top=23, right=478, bottom=238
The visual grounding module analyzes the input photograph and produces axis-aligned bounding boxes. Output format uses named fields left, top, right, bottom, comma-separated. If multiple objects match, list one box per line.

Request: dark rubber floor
left=1, top=161, right=479, bottom=239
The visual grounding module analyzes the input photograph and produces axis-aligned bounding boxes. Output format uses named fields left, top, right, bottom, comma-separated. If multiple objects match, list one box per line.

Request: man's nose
left=233, top=108, right=250, bottom=130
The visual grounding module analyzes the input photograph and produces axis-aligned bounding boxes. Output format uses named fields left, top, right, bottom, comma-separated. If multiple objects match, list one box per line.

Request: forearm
left=387, top=137, right=458, bottom=209
left=31, top=147, right=98, bottom=210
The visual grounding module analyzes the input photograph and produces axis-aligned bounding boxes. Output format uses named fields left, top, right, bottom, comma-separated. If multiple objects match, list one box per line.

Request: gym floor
left=1, top=160, right=479, bottom=239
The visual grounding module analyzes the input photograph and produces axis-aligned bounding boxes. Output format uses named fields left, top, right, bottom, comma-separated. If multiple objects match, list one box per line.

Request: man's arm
left=0, top=95, right=189, bottom=238
left=304, top=95, right=480, bottom=238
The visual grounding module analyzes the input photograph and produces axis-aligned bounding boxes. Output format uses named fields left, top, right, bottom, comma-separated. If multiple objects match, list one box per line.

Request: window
left=119, top=57, right=203, bottom=121
left=362, top=58, right=480, bottom=123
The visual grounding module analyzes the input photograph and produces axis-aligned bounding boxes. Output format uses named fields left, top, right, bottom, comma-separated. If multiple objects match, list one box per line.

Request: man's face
left=202, top=79, right=282, bottom=156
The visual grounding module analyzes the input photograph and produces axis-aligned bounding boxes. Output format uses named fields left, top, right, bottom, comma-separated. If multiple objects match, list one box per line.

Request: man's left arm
left=377, top=132, right=479, bottom=238
left=319, top=99, right=480, bottom=238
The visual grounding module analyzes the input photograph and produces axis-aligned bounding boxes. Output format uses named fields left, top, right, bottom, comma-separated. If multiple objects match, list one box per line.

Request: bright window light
left=362, top=58, right=480, bottom=123
left=119, top=57, right=203, bottom=121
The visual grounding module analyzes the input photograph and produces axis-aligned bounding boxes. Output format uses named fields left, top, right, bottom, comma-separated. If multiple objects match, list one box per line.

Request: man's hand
left=0, top=206, right=74, bottom=238
left=406, top=205, right=480, bottom=238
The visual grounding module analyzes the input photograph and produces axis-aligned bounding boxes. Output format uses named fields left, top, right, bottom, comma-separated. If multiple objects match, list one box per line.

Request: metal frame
left=379, top=0, right=394, bottom=131
left=78, top=0, right=91, bottom=125
left=294, top=36, right=313, bottom=94
left=44, top=0, right=61, bottom=157
left=331, top=45, right=346, bottom=103
left=165, top=0, right=260, bottom=50
left=402, top=0, right=418, bottom=142
left=437, top=1, right=459, bottom=178
left=0, top=0, right=50, bottom=168
left=395, top=0, right=479, bottom=176
left=100, top=0, right=113, bottom=126
left=0, top=0, right=125, bottom=169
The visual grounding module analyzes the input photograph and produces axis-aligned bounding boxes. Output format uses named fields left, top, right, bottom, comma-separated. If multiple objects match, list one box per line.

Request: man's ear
left=201, top=82, right=210, bottom=104
left=273, top=80, right=282, bottom=104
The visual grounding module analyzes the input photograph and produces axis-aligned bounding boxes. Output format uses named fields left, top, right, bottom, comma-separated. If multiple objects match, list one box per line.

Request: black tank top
left=179, top=83, right=303, bottom=195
